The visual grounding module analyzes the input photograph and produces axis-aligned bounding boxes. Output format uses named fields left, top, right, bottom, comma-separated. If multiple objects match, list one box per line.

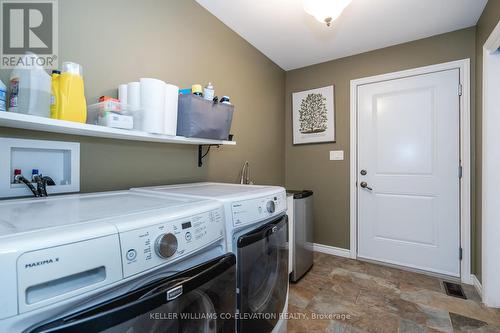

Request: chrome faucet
left=239, top=161, right=253, bottom=185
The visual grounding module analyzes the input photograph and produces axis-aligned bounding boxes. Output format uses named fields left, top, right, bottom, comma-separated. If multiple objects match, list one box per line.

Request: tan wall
left=285, top=28, right=476, bottom=252
left=474, top=0, right=500, bottom=282
left=0, top=0, right=491, bottom=279
left=0, top=0, right=286, bottom=192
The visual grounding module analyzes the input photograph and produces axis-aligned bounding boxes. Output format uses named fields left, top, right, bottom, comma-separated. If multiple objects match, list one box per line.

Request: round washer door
left=123, top=289, right=218, bottom=333
left=237, top=217, right=289, bottom=333
left=27, top=254, right=237, bottom=333
left=246, top=237, right=280, bottom=313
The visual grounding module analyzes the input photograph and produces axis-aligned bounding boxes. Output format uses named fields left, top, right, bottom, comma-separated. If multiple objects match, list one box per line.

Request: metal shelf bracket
left=198, top=144, right=220, bottom=167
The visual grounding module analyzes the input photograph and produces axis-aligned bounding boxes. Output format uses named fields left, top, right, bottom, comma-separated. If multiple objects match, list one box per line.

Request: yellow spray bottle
left=50, top=70, right=60, bottom=119
left=58, top=62, right=87, bottom=123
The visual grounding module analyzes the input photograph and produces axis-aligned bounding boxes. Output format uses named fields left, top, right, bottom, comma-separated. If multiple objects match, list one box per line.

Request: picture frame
left=292, top=85, right=335, bottom=145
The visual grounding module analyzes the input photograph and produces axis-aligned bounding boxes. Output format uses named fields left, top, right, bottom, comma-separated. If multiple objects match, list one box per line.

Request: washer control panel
left=119, top=208, right=224, bottom=277
left=231, top=192, right=286, bottom=226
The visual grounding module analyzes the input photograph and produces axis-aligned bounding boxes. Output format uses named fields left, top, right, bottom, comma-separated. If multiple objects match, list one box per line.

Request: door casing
left=482, top=20, right=500, bottom=307
left=349, top=59, right=472, bottom=284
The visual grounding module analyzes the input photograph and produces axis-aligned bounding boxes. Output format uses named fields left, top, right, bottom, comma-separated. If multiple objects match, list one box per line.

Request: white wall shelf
left=0, top=112, right=236, bottom=146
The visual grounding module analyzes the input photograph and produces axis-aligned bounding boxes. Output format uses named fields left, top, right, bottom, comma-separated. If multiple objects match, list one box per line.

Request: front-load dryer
left=131, top=182, right=289, bottom=333
left=0, top=190, right=236, bottom=333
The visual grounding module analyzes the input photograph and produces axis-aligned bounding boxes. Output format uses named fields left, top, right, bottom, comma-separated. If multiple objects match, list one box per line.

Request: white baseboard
left=313, top=243, right=351, bottom=258
left=471, top=274, right=483, bottom=298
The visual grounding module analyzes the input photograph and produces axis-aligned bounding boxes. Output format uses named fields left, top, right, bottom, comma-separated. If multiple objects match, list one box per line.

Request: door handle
left=360, top=181, right=373, bottom=191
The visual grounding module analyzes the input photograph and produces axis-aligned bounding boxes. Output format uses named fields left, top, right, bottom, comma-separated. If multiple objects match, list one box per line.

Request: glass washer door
left=237, top=216, right=288, bottom=333
left=29, top=254, right=236, bottom=333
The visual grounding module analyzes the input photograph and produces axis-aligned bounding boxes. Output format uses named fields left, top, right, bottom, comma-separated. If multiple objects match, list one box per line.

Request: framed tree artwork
left=292, top=85, right=335, bottom=144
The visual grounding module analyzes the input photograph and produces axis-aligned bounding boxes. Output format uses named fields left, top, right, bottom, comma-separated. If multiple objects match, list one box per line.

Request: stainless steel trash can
left=287, top=190, right=314, bottom=282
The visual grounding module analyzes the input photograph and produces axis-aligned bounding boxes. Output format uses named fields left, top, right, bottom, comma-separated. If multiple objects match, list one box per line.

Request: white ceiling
left=196, top=0, right=487, bottom=70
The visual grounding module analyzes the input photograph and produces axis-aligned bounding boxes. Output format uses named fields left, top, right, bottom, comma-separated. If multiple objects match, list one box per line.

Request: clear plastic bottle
left=8, top=53, right=51, bottom=117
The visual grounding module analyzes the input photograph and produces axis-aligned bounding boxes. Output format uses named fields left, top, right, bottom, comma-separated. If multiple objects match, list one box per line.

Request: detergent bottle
left=58, top=62, right=87, bottom=123
left=8, top=53, right=51, bottom=117
left=50, top=70, right=60, bottom=119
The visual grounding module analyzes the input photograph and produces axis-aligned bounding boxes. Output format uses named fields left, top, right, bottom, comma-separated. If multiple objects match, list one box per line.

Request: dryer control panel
left=119, top=208, right=224, bottom=277
left=231, top=192, right=286, bottom=227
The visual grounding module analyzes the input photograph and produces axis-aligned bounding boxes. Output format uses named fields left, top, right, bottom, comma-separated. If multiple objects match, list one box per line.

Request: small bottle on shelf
left=192, top=84, right=203, bottom=97
left=203, top=82, right=215, bottom=101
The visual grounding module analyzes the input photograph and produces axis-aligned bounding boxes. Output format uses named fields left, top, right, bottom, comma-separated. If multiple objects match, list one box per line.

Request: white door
left=357, top=69, right=461, bottom=277
left=483, top=45, right=500, bottom=306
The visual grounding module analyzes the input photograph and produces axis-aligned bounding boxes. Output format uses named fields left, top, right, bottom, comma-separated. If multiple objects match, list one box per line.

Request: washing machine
left=132, top=182, right=289, bottom=333
left=0, top=190, right=236, bottom=333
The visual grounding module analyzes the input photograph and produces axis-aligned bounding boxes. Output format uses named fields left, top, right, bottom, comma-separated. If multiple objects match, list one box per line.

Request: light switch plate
left=330, top=150, right=344, bottom=161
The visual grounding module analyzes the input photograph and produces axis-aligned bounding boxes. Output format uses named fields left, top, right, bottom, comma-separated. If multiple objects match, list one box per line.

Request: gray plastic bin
left=177, top=94, right=234, bottom=140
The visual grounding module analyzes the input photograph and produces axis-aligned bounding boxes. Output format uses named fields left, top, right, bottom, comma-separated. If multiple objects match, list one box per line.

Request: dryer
left=0, top=190, right=236, bottom=333
left=132, top=182, right=289, bottom=333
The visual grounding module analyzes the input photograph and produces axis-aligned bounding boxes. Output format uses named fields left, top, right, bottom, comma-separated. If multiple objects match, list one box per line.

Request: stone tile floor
left=287, top=252, right=500, bottom=333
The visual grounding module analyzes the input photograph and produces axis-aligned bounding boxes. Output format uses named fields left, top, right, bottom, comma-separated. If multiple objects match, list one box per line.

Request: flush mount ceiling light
left=303, top=0, right=353, bottom=26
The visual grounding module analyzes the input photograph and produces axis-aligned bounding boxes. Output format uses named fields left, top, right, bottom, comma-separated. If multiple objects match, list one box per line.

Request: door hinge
left=458, top=84, right=463, bottom=96
left=459, top=165, right=463, bottom=179
left=459, top=247, right=463, bottom=260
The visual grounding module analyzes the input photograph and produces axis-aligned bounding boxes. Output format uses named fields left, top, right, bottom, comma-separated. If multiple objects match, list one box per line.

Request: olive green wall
left=285, top=28, right=477, bottom=253
left=0, top=0, right=286, bottom=192
left=474, top=0, right=500, bottom=283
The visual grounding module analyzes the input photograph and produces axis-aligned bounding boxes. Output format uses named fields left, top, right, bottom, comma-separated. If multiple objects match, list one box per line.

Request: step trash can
left=287, top=190, right=314, bottom=282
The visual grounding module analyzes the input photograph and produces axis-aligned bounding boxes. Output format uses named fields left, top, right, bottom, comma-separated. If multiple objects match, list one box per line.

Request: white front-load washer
left=0, top=190, right=236, bottom=333
left=131, top=182, right=289, bottom=333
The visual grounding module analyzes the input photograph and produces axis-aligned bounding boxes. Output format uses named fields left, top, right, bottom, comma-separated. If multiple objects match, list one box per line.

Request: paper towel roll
left=163, top=83, right=179, bottom=136
left=118, top=84, right=128, bottom=105
left=127, top=82, right=141, bottom=109
left=140, top=78, right=165, bottom=134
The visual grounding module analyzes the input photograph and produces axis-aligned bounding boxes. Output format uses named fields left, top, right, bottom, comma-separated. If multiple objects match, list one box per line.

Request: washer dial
left=155, top=233, right=178, bottom=258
